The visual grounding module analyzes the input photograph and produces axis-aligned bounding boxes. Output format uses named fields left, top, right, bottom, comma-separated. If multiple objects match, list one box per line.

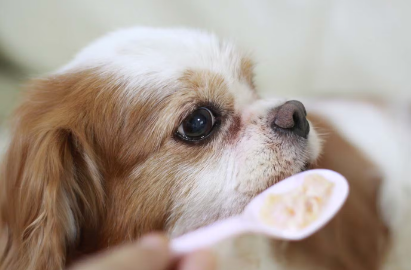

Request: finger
left=178, top=250, right=216, bottom=270
left=135, top=234, right=171, bottom=270
left=70, top=233, right=171, bottom=270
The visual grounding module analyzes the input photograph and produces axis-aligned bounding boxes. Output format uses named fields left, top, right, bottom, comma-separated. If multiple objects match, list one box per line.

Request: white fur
left=58, top=27, right=253, bottom=110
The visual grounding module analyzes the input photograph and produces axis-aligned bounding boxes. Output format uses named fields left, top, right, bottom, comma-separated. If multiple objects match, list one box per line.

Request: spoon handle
left=170, top=216, right=252, bottom=256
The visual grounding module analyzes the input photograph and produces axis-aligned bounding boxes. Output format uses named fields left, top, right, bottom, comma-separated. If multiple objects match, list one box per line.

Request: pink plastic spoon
left=171, top=169, right=349, bottom=255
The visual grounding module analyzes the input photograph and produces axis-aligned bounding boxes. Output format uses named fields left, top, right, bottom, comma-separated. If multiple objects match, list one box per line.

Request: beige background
left=1, top=0, right=411, bottom=124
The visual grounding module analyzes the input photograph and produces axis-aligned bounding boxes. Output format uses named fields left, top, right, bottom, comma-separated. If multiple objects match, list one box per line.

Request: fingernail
left=139, top=234, right=169, bottom=250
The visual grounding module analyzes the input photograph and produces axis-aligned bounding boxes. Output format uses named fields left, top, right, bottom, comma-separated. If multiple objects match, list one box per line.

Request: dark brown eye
left=177, top=107, right=216, bottom=141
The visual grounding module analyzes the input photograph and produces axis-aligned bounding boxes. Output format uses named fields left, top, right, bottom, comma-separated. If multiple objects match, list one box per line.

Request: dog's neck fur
left=279, top=114, right=389, bottom=270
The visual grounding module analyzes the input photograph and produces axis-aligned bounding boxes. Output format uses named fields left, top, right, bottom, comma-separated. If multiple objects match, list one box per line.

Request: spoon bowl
left=171, top=169, right=349, bottom=255
left=243, top=169, right=349, bottom=240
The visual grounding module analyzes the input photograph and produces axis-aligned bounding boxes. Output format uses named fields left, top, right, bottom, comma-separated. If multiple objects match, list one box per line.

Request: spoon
left=170, top=169, right=349, bottom=255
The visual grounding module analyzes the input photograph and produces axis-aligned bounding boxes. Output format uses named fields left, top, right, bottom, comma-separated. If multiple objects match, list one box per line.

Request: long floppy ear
left=0, top=78, right=104, bottom=270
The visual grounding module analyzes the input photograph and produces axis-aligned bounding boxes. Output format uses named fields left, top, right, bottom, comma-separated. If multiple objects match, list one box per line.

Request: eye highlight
left=177, top=107, right=216, bottom=141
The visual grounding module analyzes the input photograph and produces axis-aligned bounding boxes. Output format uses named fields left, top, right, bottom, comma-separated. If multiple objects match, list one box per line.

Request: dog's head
left=0, top=27, right=321, bottom=269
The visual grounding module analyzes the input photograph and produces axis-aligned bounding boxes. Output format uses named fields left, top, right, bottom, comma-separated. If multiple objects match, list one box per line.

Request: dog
left=1, top=27, right=410, bottom=270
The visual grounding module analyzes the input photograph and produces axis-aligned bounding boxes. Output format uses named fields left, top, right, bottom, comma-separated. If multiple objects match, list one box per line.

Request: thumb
left=70, top=234, right=171, bottom=270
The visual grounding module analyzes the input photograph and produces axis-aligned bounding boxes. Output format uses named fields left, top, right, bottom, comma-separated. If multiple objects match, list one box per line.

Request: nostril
left=292, top=112, right=300, bottom=126
left=271, top=100, right=310, bottom=138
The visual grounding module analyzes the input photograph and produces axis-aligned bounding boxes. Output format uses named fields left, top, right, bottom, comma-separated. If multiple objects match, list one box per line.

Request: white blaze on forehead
left=230, top=80, right=256, bottom=111
left=59, top=28, right=245, bottom=83
left=57, top=27, right=255, bottom=110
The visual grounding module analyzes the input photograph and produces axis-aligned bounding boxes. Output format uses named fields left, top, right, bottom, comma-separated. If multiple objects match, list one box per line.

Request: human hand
left=69, top=233, right=216, bottom=270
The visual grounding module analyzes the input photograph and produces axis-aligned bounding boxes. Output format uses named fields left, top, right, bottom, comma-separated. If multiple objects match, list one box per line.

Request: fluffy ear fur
left=0, top=78, right=104, bottom=270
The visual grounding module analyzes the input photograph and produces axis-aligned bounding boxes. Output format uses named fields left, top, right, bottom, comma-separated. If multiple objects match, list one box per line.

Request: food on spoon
left=260, top=174, right=334, bottom=230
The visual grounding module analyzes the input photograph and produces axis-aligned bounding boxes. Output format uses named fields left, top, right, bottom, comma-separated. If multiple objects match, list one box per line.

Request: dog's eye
left=177, top=107, right=216, bottom=141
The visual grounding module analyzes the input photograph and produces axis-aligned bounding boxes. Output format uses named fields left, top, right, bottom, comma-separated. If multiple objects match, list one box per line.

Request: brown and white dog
left=0, top=27, right=410, bottom=270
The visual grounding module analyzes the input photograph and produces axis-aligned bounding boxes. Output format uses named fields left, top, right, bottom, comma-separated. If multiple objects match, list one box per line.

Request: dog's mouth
left=254, top=161, right=312, bottom=197
left=301, top=161, right=312, bottom=172
left=278, top=161, right=312, bottom=184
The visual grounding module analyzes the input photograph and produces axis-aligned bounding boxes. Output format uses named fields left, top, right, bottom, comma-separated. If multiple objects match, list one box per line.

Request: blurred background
left=0, top=0, right=410, bottom=132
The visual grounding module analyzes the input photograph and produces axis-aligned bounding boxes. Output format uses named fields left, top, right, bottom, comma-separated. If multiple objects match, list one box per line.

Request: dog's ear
left=0, top=77, right=104, bottom=270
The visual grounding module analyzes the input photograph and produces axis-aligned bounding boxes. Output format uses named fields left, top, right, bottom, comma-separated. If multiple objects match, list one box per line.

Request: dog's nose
left=272, top=100, right=310, bottom=138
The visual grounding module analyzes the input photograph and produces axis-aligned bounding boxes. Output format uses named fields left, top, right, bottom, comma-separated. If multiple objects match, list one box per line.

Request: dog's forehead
left=60, top=28, right=246, bottom=82
left=58, top=27, right=255, bottom=110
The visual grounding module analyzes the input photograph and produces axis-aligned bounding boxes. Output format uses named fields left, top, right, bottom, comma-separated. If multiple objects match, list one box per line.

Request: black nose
left=271, top=100, right=310, bottom=138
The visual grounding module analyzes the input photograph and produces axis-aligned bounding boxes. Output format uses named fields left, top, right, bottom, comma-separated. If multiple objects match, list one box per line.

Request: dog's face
left=0, top=27, right=320, bottom=269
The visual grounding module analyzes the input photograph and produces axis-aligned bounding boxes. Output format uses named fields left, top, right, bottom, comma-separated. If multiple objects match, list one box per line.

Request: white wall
left=0, top=0, right=410, bottom=99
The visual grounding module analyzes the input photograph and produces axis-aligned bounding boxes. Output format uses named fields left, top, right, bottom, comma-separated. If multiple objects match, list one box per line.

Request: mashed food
left=260, top=174, right=334, bottom=230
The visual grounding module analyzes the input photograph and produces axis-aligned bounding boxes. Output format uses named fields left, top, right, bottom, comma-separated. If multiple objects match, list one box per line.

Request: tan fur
left=239, top=57, right=256, bottom=90
left=0, top=72, right=106, bottom=269
left=0, top=66, right=256, bottom=269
